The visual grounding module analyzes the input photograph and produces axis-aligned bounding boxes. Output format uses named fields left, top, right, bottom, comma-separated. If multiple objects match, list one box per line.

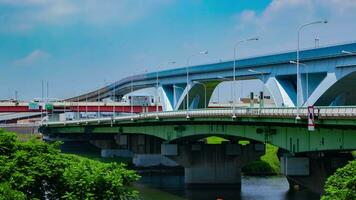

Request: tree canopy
left=0, top=129, right=139, bottom=200
left=322, top=159, right=356, bottom=200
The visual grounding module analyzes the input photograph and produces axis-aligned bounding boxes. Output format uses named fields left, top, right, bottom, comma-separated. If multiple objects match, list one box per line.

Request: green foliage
left=0, top=182, right=25, bottom=200
left=0, top=130, right=140, bottom=200
left=242, top=144, right=280, bottom=175
left=322, top=159, right=356, bottom=200
left=242, top=160, right=276, bottom=175
left=205, top=136, right=227, bottom=144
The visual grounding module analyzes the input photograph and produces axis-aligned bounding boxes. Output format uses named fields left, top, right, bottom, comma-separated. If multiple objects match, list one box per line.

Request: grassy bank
left=243, top=144, right=280, bottom=175
left=206, top=136, right=280, bottom=175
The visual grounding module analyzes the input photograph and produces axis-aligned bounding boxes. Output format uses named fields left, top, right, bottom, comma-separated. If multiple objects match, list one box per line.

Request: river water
left=136, top=174, right=320, bottom=200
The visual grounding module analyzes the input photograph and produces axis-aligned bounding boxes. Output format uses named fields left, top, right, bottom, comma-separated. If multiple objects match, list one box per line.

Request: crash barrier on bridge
left=42, top=106, right=356, bottom=126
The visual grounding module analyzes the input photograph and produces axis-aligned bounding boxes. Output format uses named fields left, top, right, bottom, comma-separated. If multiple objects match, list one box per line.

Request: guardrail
left=42, top=106, right=356, bottom=126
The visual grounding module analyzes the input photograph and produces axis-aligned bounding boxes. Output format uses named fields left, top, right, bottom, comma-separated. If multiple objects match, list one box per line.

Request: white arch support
left=158, top=87, right=173, bottom=111
left=266, top=77, right=294, bottom=107
left=305, top=72, right=337, bottom=106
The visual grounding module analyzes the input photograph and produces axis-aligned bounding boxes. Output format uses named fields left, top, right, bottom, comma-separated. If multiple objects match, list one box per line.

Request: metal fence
left=44, top=106, right=356, bottom=126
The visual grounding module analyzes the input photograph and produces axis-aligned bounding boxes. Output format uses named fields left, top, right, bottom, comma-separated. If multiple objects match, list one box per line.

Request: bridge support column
left=162, top=143, right=265, bottom=188
left=280, top=152, right=353, bottom=194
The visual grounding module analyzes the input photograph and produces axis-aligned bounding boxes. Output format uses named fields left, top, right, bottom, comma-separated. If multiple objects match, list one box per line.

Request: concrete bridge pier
left=162, top=142, right=265, bottom=188
left=280, top=152, right=353, bottom=194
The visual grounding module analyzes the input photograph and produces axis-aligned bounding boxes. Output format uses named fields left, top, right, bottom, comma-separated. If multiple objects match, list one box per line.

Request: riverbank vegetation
left=322, top=159, right=356, bottom=200
left=206, top=137, right=281, bottom=175
left=0, top=129, right=139, bottom=200
left=242, top=144, right=280, bottom=175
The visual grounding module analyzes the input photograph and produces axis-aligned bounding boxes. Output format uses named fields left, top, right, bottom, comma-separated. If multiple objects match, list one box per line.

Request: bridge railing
left=43, top=106, right=356, bottom=126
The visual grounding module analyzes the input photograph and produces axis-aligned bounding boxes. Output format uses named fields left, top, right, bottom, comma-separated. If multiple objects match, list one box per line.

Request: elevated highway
left=67, top=42, right=356, bottom=111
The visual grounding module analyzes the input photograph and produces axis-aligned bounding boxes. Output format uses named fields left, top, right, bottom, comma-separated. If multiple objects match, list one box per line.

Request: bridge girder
left=41, top=116, right=356, bottom=154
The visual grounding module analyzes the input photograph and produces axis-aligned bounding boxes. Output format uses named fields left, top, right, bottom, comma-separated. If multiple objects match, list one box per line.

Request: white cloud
left=0, top=0, right=174, bottom=32
left=233, top=0, right=356, bottom=56
left=14, top=50, right=50, bottom=66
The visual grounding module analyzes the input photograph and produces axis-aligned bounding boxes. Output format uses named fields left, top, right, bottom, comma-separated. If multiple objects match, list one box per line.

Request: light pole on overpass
left=193, top=81, right=207, bottom=109
left=173, top=85, right=185, bottom=110
left=248, top=69, right=266, bottom=108
left=217, top=76, right=234, bottom=112
left=290, top=61, right=309, bottom=106
left=233, top=37, right=259, bottom=118
left=156, top=61, right=176, bottom=119
left=341, top=50, right=356, bottom=55
left=296, top=20, right=327, bottom=120
left=186, top=51, right=208, bottom=119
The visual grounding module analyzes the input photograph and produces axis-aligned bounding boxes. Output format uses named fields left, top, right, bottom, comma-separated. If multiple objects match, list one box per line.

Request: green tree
left=0, top=130, right=140, bottom=200
left=322, top=159, right=356, bottom=200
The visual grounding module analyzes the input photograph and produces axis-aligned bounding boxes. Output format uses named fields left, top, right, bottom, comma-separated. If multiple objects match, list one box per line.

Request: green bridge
left=40, top=107, right=356, bottom=193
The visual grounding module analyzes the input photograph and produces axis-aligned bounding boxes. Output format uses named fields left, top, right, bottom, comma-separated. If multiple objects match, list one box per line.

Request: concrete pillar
left=185, top=164, right=241, bottom=187
left=163, top=143, right=264, bottom=188
left=281, top=152, right=353, bottom=194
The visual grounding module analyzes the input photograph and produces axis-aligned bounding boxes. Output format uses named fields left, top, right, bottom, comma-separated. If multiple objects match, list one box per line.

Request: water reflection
left=138, top=175, right=320, bottom=200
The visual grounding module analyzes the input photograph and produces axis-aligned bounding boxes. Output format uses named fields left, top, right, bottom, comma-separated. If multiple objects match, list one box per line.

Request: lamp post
left=97, top=90, right=100, bottom=119
left=113, top=82, right=116, bottom=119
left=77, top=96, right=80, bottom=120
left=248, top=69, right=265, bottom=108
left=290, top=61, right=309, bottom=106
left=217, top=76, right=234, bottom=113
left=186, top=51, right=208, bottom=118
left=341, top=50, right=356, bottom=55
left=296, top=20, right=327, bottom=120
left=193, top=81, right=207, bottom=109
left=130, top=77, right=133, bottom=120
left=173, top=85, right=185, bottom=110
left=156, top=61, right=176, bottom=119
left=86, top=92, right=88, bottom=120
left=233, top=37, right=259, bottom=118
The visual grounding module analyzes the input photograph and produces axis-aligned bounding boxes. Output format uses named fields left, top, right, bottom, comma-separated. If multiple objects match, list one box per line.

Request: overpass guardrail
left=42, top=106, right=356, bottom=126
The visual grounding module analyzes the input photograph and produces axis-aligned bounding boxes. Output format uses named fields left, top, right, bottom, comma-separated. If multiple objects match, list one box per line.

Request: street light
left=130, top=77, right=134, bottom=120
left=113, top=82, right=117, bottom=120
left=186, top=51, right=208, bottom=119
left=341, top=50, right=355, bottom=55
left=173, top=85, right=185, bottom=110
left=296, top=20, right=327, bottom=120
left=248, top=69, right=266, bottom=108
left=290, top=60, right=310, bottom=106
left=233, top=37, right=259, bottom=118
left=156, top=61, right=176, bottom=119
left=217, top=76, right=234, bottom=115
left=193, top=81, right=207, bottom=109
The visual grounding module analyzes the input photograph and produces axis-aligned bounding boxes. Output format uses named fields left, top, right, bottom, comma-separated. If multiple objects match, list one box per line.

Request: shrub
left=0, top=130, right=139, bottom=200
left=322, top=159, right=356, bottom=200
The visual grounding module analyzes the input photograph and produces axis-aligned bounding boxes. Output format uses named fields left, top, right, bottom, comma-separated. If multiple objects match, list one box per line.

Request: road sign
left=308, top=106, right=315, bottom=131
left=28, top=102, right=39, bottom=110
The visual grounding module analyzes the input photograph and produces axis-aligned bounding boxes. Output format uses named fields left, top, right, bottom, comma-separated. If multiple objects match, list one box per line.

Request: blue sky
left=1, top=0, right=356, bottom=101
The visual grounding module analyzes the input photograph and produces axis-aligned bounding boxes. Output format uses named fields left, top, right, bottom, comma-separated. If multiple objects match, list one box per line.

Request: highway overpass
left=67, top=42, right=356, bottom=111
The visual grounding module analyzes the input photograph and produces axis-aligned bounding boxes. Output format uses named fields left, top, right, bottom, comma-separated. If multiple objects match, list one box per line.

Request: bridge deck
left=44, top=106, right=356, bottom=126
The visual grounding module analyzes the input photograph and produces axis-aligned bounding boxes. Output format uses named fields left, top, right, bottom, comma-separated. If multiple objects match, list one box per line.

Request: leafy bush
left=242, top=144, right=280, bottom=175
left=322, top=159, right=356, bottom=200
left=0, top=130, right=140, bottom=200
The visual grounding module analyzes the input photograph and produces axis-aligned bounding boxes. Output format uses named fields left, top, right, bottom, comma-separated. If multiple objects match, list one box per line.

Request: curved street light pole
left=296, top=20, right=327, bottom=120
left=193, top=81, right=207, bottom=109
left=156, top=61, right=176, bottom=119
left=186, top=51, right=208, bottom=118
left=233, top=37, right=259, bottom=118
left=248, top=69, right=265, bottom=109
left=173, top=85, right=185, bottom=110
left=217, top=76, right=234, bottom=113
left=290, top=61, right=309, bottom=106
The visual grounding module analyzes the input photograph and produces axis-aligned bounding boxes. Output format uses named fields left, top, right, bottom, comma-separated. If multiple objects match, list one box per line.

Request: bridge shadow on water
left=138, top=174, right=321, bottom=200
